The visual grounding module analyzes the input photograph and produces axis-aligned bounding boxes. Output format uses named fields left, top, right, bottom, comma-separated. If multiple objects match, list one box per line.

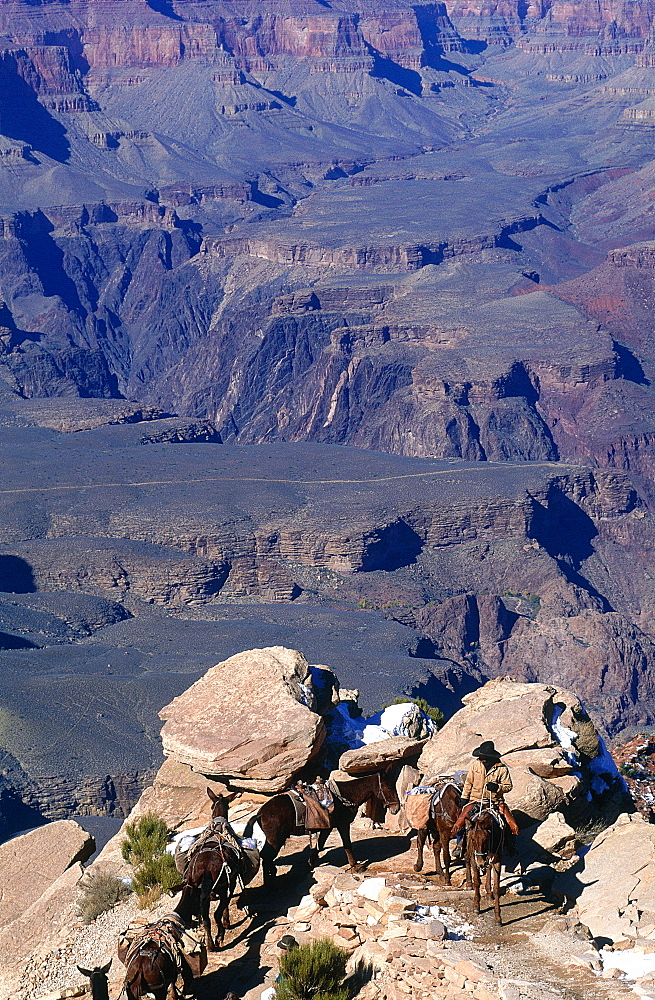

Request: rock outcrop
left=159, top=647, right=329, bottom=792
left=558, top=812, right=655, bottom=943
left=0, top=820, right=94, bottom=930
left=339, top=737, right=429, bottom=775
left=417, top=678, right=616, bottom=824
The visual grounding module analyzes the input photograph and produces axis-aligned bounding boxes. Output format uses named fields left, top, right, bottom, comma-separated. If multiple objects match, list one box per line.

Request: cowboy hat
left=472, top=740, right=502, bottom=760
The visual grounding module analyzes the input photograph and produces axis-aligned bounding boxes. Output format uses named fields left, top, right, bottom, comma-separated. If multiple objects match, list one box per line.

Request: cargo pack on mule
left=118, top=912, right=207, bottom=999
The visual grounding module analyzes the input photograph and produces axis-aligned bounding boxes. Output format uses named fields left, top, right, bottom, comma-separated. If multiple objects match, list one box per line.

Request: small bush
left=77, top=868, right=132, bottom=924
left=275, top=938, right=349, bottom=1000
left=132, top=852, right=180, bottom=902
left=121, top=812, right=170, bottom=866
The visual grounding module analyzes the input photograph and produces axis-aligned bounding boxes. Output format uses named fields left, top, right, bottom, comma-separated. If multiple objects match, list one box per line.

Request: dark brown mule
left=177, top=788, right=242, bottom=951
left=243, top=769, right=400, bottom=884
left=122, top=926, right=192, bottom=1000
left=413, top=782, right=461, bottom=885
left=77, top=961, right=111, bottom=1000
left=465, top=808, right=504, bottom=924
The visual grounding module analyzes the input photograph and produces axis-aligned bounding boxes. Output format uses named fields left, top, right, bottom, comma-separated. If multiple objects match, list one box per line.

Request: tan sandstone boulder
left=418, top=678, right=587, bottom=824
left=0, top=820, right=94, bottom=929
left=339, top=737, right=428, bottom=775
left=159, top=646, right=326, bottom=792
left=556, top=813, right=655, bottom=942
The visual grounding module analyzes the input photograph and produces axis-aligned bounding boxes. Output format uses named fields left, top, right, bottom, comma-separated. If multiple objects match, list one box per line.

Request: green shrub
left=121, top=812, right=170, bottom=866
left=121, top=811, right=178, bottom=906
left=77, top=868, right=132, bottom=924
left=275, top=939, right=349, bottom=1000
left=132, top=853, right=180, bottom=898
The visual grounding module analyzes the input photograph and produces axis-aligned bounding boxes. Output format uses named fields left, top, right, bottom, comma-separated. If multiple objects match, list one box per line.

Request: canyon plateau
left=1, top=0, right=655, bottom=833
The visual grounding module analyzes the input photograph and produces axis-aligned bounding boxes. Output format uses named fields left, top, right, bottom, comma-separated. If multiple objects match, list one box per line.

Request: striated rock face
left=159, top=646, right=327, bottom=791
left=417, top=678, right=614, bottom=824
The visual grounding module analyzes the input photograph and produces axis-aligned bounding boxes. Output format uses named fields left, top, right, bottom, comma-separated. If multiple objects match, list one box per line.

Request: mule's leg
left=414, top=827, right=426, bottom=873
left=441, top=829, right=452, bottom=887
left=493, top=861, right=502, bottom=925
left=464, top=845, right=473, bottom=891
left=484, top=866, right=492, bottom=898
left=336, top=819, right=361, bottom=870
left=432, top=823, right=445, bottom=881
left=200, top=874, right=216, bottom=951
left=261, top=841, right=280, bottom=885
left=472, top=862, right=481, bottom=914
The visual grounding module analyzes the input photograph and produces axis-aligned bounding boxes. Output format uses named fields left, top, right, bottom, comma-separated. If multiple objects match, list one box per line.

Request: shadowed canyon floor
left=0, top=406, right=655, bottom=833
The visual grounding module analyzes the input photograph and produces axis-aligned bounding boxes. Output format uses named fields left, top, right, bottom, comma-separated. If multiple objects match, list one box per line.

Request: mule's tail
left=241, top=812, right=260, bottom=840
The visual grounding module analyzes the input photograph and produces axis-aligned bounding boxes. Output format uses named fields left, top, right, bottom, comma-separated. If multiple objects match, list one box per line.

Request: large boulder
left=159, top=646, right=327, bottom=792
left=417, top=678, right=588, bottom=824
left=339, top=737, right=428, bottom=775
left=0, top=820, right=94, bottom=929
left=556, top=813, right=655, bottom=942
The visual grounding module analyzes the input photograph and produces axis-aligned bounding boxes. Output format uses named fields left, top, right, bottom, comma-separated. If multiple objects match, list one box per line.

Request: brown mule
left=242, top=769, right=400, bottom=884
left=465, top=808, right=505, bottom=925
left=177, top=788, right=243, bottom=952
left=411, top=782, right=462, bottom=884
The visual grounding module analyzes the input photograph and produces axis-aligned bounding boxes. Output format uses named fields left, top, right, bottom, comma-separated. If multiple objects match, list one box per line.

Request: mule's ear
left=77, top=967, right=93, bottom=977
left=167, top=882, right=184, bottom=895
left=225, top=790, right=238, bottom=803
left=100, top=960, right=112, bottom=974
left=207, top=786, right=219, bottom=802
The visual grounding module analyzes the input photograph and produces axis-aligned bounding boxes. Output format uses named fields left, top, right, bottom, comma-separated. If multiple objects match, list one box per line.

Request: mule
left=122, top=927, right=192, bottom=1000
left=77, top=961, right=111, bottom=1000
left=243, top=769, right=400, bottom=884
left=177, top=787, right=244, bottom=951
left=412, top=781, right=461, bottom=885
left=465, top=808, right=504, bottom=924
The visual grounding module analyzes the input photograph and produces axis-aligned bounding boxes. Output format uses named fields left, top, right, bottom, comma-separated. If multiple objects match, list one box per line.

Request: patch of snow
left=589, top=736, right=625, bottom=795
left=411, top=904, right=473, bottom=939
left=326, top=700, right=435, bottom=751
left=165, top=825, right=205, bottom=856
left=250, top=821, right=267, bottom=851
left=550, top=705, right=580, bottom=767
left=600, top=948, right=655, bottom=980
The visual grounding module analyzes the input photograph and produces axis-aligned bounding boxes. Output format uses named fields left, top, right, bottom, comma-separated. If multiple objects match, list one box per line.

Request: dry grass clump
left=77, top=868, right=132, bottom=924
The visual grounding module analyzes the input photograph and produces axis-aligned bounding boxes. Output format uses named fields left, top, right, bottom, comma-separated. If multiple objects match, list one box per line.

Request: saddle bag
left=178, top=927, right=208, bottom=978
left=404, top=791, right=432, bottom=830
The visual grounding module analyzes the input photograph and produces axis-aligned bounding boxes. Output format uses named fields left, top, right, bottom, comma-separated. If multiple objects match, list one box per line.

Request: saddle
left=287, top=786, right=332, bottom=831
left=118, top=914, right=199, bottom=976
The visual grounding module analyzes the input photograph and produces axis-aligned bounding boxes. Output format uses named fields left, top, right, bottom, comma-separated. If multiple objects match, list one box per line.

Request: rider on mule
left=452, top=741, right=519, bottom=852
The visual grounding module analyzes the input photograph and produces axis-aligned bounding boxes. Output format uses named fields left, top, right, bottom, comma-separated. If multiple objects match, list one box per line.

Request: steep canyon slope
left=2, top=0, right=655, bottom=830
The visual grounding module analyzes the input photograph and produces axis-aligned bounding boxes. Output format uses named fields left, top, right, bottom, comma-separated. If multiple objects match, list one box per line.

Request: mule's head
left=77, top=962, right=111, bottom=1000
left=207, top=786, right=237, bottom=819
left=466, top=810, right=499, bottom=855
left=378, top=767, right=400, bottom=815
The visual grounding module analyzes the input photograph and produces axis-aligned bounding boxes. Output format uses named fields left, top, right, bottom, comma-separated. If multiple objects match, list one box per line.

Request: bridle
left=375, top=771, right=399, bottom=810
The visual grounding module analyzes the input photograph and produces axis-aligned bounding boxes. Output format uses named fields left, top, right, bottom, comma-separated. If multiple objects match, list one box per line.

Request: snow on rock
left=600, top=947, right=655, bottom=980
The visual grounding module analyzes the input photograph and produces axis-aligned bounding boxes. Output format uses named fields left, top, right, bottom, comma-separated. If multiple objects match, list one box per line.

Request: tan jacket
left=462, top=759, right=512, bottom=804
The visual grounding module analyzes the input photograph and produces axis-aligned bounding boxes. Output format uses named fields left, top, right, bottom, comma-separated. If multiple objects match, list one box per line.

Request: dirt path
left=188, top=822, right=634, bottom=1000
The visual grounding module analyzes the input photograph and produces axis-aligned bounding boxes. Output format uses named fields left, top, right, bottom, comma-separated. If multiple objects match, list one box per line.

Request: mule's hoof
left=349, top=863, right=364, bottom=872
left=413, top=863, right=423, bottom=873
